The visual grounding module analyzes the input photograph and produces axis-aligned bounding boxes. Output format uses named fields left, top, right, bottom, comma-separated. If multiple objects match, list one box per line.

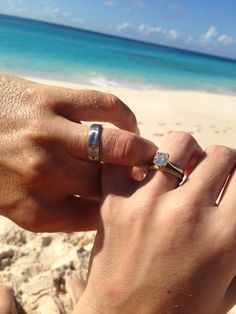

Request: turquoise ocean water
left=0, top=14, right=236, bottom=94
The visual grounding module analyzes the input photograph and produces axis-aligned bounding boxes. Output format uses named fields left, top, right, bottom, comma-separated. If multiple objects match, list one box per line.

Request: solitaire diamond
left=153, top=152, right=169, bottom=167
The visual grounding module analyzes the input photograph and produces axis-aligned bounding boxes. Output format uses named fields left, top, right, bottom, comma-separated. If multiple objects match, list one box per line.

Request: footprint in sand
left=214, top=130, right=220, bottom=134
left=158, top=122, right=166, bottom=126
left=210, top=125, right=216, bottom=129
left=175, top=122, right=181, bottom=126
left=153, top=133, right=164, bottom=137
left=196, top=129, right=201, bottom=132
left=138, top=121, right=142, bottom=125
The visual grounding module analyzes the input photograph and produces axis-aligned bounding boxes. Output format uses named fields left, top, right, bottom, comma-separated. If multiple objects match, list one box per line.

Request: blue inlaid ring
left=87, top=124, right=102, bottom=162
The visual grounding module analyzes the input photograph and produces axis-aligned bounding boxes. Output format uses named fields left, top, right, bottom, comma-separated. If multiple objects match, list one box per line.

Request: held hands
left=77, top=132, right=236, bottom=314
left=0, top=74, right=156, bottom=232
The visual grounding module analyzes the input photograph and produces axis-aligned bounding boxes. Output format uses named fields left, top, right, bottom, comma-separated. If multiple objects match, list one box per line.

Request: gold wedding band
left=148, top=152, right=184, bottom=181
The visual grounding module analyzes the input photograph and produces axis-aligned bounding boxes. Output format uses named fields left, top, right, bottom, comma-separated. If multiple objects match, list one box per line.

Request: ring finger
left=142, top=131, right=203, bottom=194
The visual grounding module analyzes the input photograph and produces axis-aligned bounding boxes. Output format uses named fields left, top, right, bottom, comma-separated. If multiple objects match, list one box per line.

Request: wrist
left=72, top=286, right=167, bottom=314
left=73, top=288, right=121, bottom=314
left=73, top=292, right=105, bottom=314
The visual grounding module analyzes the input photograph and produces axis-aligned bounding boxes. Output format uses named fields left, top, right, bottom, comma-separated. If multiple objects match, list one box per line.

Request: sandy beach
left=0, top=77, right=235, bottom=313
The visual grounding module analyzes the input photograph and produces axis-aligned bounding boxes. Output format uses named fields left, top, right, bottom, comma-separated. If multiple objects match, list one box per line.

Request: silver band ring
left=87, top=124, right=102, bottom=162
left=148, top=152, right=184, bottom=181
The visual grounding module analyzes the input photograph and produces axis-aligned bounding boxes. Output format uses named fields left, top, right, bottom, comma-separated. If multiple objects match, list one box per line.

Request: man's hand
left=76, top=131, right=236, bottom=314
left=0, top=74, right=156, bottom=232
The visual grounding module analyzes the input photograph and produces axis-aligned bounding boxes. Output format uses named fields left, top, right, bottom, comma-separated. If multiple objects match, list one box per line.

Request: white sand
left=0, top=77, right=235, bottom=313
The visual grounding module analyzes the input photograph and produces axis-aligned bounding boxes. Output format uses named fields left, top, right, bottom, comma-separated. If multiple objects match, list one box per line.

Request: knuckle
left=104, top=130, right=139, bottom=163
left=37, top=86, right=60, bottom=108
left=107, top=93, right=136, bottom=124
left=122, top=133, right=139, bottom=162
left=23, top=119, right=49, bottom=143
left=23, top=85, right=50, bottom=110
left=106, top=93, right=123, bottom=115
left=126, top=109, right=137, bottom=128
left=206, top=145, right=233, bottom=159
left=20, top=83, right=40, bottom=102
left=107, top=93, right=121, bottom=108
left=77, top=89, right=106, bottom=106
left=166, top=131, right=196, bottom=147
left=23, top=155, right=51, bottom=184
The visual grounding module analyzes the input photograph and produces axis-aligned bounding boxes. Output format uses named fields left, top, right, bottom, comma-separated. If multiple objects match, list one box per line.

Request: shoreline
left=4, top=68, right=236, bottom=96
left=27, top=76, right=236, bottom=149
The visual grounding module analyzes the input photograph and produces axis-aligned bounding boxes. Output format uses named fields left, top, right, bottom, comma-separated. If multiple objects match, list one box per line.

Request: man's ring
left=148, top=152, right=184, bottom=181
left=87, top=124, right=102, bottom=162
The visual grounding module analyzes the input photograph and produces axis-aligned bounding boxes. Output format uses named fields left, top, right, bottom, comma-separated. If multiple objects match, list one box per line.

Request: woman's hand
left=0, top=73, right=156, bottom=232
left=77, top=131, right=236, bottom=314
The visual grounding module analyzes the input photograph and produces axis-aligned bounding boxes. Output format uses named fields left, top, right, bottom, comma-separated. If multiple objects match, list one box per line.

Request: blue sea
left=0, top=14, right=236, bottom=94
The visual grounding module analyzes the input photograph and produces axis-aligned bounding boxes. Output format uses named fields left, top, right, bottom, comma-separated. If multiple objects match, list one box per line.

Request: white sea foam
left=88, top=74, right=120, bottom=88
left=80, top=72, right=161, bottom=91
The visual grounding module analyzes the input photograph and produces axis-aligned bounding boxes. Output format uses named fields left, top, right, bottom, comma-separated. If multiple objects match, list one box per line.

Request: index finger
left=47, top=87, right=139, bottom=134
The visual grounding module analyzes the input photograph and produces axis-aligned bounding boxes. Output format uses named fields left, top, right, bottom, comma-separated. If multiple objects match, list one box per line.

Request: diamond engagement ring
left=87, top=124, right=102, bottom=162
left=148, top=152, right=184, bottom=181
